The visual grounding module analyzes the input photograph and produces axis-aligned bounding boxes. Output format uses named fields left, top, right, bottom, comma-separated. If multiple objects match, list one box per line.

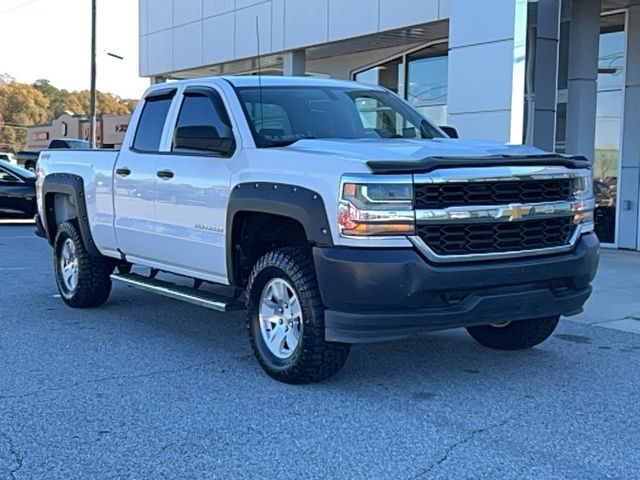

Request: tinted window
left=173, top=92, right=232, bottom=147
left=133, top=95, right=174, bottom=151
left=0, top=168, right=20, bottom=183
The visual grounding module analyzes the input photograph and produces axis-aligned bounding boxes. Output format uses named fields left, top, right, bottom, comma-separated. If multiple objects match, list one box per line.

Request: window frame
left=130, top=88, right=177, bottom=154
left=170, top=86, right=236, bottom=158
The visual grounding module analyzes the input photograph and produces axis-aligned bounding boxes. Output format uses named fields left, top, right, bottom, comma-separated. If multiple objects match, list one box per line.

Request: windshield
left=68, top=139, right=90, bottom=149
left=50, top=139, right=90, bottom=149
left=236, top=86, right=445, bottom=148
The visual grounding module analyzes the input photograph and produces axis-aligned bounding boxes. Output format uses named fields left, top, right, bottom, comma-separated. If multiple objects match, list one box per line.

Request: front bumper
left=313, top=233, right=599, bottom=343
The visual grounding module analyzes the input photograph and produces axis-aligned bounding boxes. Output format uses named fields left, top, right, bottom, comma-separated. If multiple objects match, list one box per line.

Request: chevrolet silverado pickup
left=35, top=76, right=599, bottom=384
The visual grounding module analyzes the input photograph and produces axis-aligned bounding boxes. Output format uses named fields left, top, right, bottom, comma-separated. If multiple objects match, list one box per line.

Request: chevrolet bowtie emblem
left=502, top=204, right=530, bottom=221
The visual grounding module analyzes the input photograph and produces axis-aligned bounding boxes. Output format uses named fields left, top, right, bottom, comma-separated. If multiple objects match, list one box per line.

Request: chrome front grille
left=414, top=179, right=573, bottom=209
left=409, top=165, right=594, bottom=262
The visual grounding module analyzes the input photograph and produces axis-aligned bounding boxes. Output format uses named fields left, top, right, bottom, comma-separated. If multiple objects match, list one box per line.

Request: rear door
left=152, top=85, right=237, bottom=283
left=113, top=88, right=176, bottom=263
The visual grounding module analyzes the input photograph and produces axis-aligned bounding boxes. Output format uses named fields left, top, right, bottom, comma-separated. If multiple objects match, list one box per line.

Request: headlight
left=573, top=174, right=593, bottom=199
left=338, top=176, right=415, bottom=237
left=572, top=172, right=595, bottom=232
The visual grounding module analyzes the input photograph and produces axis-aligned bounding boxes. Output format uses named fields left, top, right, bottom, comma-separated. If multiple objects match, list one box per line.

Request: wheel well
left=231, top=212, right=310, bottom=287
left=44, top=192, right=78, bottom=241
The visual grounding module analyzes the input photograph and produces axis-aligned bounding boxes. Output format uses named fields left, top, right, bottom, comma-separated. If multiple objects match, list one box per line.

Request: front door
left=113, top=89, right=176, bottom=263
left=153, top=86, right=236, bottom=283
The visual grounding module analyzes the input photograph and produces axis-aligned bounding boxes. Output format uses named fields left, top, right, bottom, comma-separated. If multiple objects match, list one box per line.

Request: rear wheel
left=466, top=316, right=560, bottom=350
left=246, top=248, right=350, bottom=384
left=53, top=220, right=114, bottom=308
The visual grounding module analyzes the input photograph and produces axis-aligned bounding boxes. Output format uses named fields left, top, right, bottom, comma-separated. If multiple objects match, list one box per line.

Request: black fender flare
left=41, top=173, right=101, bottom=256
left=226, top=182, right=333, bottom=285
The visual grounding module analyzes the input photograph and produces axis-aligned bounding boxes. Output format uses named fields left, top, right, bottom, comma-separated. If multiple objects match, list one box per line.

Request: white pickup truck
left=35, top=76, right=599, bottom=384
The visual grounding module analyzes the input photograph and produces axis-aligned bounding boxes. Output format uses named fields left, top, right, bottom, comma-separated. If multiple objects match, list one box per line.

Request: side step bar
left=111, top=273, right=243, bottom=312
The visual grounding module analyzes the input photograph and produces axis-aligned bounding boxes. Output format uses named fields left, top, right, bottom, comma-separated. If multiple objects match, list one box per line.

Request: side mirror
left=440, top=126, right=459, bottom=139
left=173, top=125, right=235, bottom=156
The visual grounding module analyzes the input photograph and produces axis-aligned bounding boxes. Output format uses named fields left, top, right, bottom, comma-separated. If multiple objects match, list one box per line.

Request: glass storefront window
left=593, top=15, right=625, bottom=244
left=407, top=44, right=448, bottom=126
left=354, top=57, right=405, bottom=95
left=555, top=13, right=625, bottom=244
left=353, top=42, right=449, bottom=126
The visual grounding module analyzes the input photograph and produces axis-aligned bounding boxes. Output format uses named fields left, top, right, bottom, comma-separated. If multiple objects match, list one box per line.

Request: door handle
left=156, top=169, right=174, bottom=180
left=116, top=167, right=131, bottom=177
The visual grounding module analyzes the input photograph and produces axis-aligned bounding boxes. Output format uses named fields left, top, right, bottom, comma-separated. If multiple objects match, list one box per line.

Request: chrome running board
left=110, top=273, right=242, bottom=312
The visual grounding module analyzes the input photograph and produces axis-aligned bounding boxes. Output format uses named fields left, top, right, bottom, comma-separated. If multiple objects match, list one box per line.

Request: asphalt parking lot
left=1, top=224, right=639, bottom=479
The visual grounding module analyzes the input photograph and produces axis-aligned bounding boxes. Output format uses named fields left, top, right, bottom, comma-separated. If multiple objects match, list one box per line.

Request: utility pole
left=89, top=0, right=97, bottom=148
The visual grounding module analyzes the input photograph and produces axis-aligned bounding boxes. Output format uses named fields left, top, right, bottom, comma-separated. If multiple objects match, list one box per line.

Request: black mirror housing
left=440, top=126, right=459, bottom=139
left=174, top=125, right=235, bottom=156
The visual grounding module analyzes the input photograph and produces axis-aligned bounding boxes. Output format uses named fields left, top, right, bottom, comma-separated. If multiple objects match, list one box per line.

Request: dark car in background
left=0, top=162, right=36, bottom=218
left=16, top=151, right=41, bottom=171
left=16, top=138, right=91, bottom=171
left=48, top=138, right=90, bottom=149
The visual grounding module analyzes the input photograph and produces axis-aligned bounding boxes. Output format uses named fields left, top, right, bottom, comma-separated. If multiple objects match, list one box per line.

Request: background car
left=0, top=162, right=36, bottom=218
left=0, top=152, right=18, bottom=165
left=48, top=138, right=90, bottom=149
left=16, top=138, right=91, bottom=171
left=16, top=151, right=40, bottom=171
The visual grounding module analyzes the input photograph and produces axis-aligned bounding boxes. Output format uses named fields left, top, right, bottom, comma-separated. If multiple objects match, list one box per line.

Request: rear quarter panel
left=37, top=149, right=120, bottom=255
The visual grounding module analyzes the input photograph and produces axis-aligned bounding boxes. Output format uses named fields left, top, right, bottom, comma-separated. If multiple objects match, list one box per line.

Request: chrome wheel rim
left=259, top=278, right=303, bottom=359
left=59, top=238, right=79, bottom=297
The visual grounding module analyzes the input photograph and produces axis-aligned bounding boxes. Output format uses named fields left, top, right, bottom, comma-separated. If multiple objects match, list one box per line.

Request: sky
left=0, top=0, right=149, bottom=99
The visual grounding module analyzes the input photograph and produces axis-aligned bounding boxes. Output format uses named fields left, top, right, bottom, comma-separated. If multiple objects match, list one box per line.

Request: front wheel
left=53, top=220, right=114, bottom=308
left=246, top=248, right=350, bottom=384
left=466, top=316, right=560, bottom=350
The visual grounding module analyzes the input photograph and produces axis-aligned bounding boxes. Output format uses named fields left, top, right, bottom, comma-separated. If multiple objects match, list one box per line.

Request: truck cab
left=35, top=76, right=599, bottom=384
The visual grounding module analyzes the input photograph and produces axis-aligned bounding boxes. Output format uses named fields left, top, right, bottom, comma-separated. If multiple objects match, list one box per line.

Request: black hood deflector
left=367, top=154, right=590, bottom=174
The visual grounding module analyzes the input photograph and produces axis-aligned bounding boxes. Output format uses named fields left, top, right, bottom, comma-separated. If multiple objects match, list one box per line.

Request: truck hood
left=284, top=138, right=546, bottom=162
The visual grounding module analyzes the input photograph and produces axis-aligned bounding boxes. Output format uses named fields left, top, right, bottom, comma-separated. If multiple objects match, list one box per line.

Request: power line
left=0, top=0, right=42, bottom=15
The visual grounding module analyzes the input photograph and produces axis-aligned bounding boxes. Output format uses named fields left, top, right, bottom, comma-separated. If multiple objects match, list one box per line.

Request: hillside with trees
left=0, top=74, right=138, bottom=152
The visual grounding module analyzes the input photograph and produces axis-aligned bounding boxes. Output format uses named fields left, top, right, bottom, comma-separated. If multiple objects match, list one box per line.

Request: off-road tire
left=53, top=220, right=114, bottom=308
left=246, top=248, right=351, bottom=384
left=466, top=316, right=560, bottom=350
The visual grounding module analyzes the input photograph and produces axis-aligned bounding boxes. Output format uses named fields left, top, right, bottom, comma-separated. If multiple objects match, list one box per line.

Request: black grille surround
left=417, top=217, right=575, bottom=256
left=414, top=179, right=573, bottom=209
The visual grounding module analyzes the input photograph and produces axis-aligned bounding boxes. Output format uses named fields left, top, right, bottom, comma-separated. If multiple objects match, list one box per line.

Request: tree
left=0, top=76, right=138, bottom=152
left=33, top=79, right=70, bottom=120
left=62, top=90, right=137, bottom=116
left=0, top=82, right=50, bottom=152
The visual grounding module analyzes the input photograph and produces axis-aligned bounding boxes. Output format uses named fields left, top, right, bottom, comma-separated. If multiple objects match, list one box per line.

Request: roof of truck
left=145, top=75, right=383, bottom=96
left=222, top=75, right=381, bottom=90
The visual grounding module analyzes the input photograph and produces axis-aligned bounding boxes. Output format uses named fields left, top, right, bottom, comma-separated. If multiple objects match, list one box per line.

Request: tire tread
left=54, top=220, right=113, bottom=308
left=246, top=248, right=350, bottom=384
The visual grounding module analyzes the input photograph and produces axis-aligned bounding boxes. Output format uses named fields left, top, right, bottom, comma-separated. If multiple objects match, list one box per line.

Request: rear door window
left=132, top=92, right=175, bottom=152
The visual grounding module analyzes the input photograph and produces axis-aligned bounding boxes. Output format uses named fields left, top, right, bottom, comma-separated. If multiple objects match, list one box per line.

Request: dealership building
left=138, top=0, right=640, bottom=250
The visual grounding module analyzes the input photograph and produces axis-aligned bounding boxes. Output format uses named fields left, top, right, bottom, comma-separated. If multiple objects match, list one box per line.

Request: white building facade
left=139, top=0, right=640, bottom=250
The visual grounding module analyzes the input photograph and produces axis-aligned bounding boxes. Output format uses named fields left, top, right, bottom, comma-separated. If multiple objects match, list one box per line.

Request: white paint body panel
left=37, top=76, right=547, bottom=285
